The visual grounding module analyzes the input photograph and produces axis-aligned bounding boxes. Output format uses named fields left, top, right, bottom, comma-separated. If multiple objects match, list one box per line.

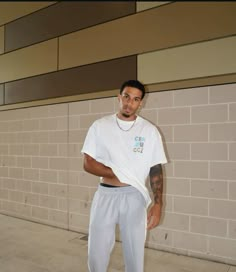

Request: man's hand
left=83, top=154, right=115, bottom=178
left=147, top=204, right=161, bottom=230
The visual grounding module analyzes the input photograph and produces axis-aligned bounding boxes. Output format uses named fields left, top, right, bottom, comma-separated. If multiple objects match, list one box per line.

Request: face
left=118, top=86, right=143, bottom=120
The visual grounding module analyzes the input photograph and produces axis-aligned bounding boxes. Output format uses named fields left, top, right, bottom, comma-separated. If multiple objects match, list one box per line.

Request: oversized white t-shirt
left=81, top=114, right=167, bottom=207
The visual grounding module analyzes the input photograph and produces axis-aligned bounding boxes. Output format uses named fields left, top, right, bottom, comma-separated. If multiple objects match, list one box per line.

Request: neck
left=117, top=112, right=137, bottom=121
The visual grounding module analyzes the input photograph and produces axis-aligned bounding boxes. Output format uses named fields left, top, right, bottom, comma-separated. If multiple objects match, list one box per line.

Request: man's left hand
left=147, top=204, right=161, bottom=230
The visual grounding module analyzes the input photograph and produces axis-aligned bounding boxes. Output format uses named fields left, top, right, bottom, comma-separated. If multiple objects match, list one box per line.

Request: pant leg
left=88, top=188, right=119, bottom=272
left=119, top=189, right=147, bottom=272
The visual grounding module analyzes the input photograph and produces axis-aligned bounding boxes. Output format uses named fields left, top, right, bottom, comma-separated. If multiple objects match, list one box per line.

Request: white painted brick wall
left=0, top=83, right=236, bottom=265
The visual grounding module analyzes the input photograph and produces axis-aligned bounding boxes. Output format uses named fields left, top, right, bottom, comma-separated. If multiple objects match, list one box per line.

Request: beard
left=121, top=106, right=134, bottom=118
left=121, top=112, right=130, bottom=118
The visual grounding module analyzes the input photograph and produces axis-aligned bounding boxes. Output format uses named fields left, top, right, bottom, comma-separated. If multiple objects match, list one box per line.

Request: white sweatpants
left=88, top=185, right=147, bottom=272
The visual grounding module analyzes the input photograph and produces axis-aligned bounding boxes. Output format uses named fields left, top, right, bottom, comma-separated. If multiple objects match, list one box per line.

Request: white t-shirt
left=81, top=114, right=167, bottom=207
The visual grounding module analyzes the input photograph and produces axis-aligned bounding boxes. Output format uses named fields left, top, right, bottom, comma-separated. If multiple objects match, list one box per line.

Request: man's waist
left=100, top=182, right=131, bottom=188
left=101, top=177, right=130, bottom=187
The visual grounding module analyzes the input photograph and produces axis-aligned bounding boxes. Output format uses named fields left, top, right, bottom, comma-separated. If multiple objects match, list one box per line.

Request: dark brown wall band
left=1, top=73, right=236, bottom=112
left=4, top=56, right=137, bottom=104
left=5, top=1, right=135, bottom=52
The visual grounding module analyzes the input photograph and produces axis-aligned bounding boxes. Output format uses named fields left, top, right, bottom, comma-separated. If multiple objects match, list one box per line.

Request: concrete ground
left=0, top=214, right=235, bottom=272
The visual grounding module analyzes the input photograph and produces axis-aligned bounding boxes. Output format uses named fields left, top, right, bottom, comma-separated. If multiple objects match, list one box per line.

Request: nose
left=127, top=97, right=134, bottom=105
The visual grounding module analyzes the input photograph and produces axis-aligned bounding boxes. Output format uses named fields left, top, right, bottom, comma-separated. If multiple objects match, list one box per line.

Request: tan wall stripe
left=136, top=1, right=171, bottom=12
left=0, top=84, right=3, bottom=105
left=4, top=56, right=137, bottom=104
left=147, top=74, right=236, bottom=93
left=138, top=36, right=236, bottom=85
left=0, top=26, right=4, bottom=54
left=5, top=2, right=135, bottom=52
left=59, top=2, right=236, bottom=70
left=0, top=39, right=58, bottom=84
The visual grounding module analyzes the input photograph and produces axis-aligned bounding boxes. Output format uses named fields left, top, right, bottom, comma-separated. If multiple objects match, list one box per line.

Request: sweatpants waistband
left=98, top=184, right=138, bottom=194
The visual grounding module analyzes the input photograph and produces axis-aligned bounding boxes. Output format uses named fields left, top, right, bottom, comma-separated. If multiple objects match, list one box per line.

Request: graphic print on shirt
left=133, top=136, right=145, bottom=153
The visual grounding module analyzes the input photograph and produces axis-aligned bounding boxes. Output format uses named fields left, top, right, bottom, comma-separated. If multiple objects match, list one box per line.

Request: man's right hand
left=83, top=154, right=115, bottom=179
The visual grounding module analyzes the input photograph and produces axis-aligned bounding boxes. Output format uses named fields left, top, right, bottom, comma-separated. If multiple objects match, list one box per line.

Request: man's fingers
left=147, top=211, right=152, bottom=221
left=147, top=215, right=157, bottom=230
left=147, top=214, right=161, bottom=230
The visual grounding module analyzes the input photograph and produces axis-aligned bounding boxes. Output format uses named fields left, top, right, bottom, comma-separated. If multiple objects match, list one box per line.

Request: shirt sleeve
left=81, top=122, right=97, bottom=159
left=149, top=127, right=168, bottom=167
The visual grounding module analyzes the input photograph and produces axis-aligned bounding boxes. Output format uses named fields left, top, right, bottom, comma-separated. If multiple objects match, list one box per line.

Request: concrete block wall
left=0, top=104, right=69, bottom=228
left=143, top=84, right=236, bottom=265
left=0, top=83, right=236, bottom=264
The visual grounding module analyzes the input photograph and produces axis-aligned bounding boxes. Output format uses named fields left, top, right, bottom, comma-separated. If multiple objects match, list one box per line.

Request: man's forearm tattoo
left=149, top=164, right=163, bottom=205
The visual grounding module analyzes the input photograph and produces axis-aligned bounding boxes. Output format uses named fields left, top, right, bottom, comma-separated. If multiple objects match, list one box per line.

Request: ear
left=117, top=94, right=121, bottom=102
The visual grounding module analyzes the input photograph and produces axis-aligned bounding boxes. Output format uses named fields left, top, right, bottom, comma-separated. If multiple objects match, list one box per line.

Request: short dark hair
left=120, top=80, right=146, bottom=100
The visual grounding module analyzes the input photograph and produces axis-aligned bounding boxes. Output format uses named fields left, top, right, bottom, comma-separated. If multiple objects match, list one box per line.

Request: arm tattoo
left=149, top=164, right=163, bottom=205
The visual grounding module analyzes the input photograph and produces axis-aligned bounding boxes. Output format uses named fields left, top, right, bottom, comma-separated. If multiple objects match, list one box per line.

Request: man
left=81, top=79, right=167, bottom=272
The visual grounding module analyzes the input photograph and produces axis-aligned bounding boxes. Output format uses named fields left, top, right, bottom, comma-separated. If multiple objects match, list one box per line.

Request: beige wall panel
left=137, top=1, right=171, bottom=12
left=59, top=18, right=140, bottom=69
left=59, top=6, right=165, bottom=69
left=0, top=84, right=3, bottom=105
left=0, top=2, right=56, bottom=26
left=0, top=39, right=58, bottom=84
left=0, top=26, right=4, bottom=54
left=138, top=36, right=236, bottom=85
left=146, top=74, right=236, bottom=94
left=59, top=2, right=236, bottom=70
